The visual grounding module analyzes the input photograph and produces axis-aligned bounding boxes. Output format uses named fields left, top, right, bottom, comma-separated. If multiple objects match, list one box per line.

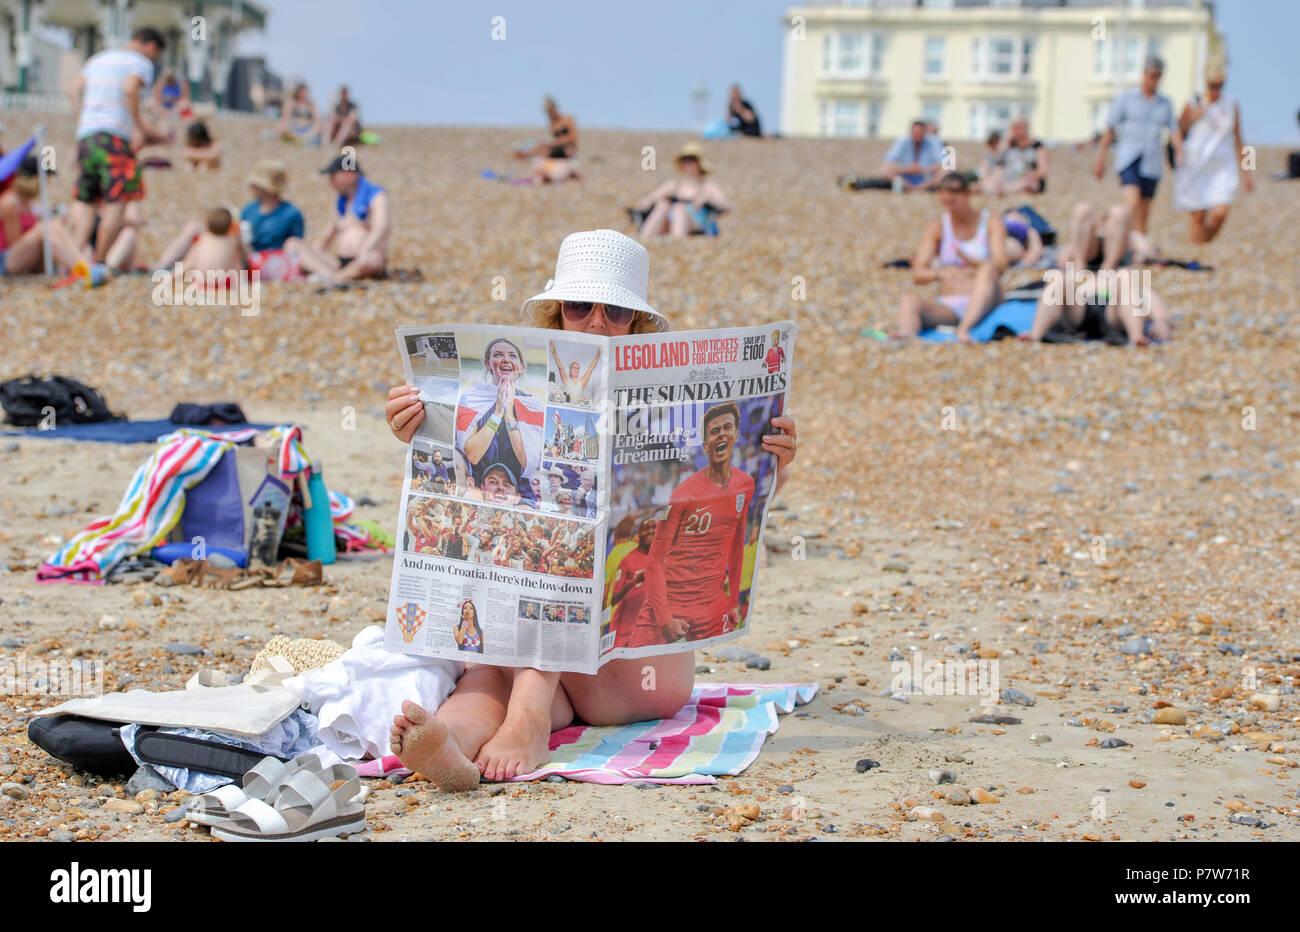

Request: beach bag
left=1011, top=204, right=1057, bottom=245
left=34, top=659, right=303, bottom=737
left=28, top=715, right=279, bottom=779
left=0, top=374, right=124, bottom=427
left=27, top=715, right=138, bottom=776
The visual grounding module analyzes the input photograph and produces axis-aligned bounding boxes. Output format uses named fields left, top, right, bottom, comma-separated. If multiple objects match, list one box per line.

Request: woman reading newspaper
left=383, top=230, right=798, bottom=787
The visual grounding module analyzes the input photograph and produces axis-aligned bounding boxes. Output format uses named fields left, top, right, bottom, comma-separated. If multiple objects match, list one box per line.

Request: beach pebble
left=545, top=774, right=565, bottom=783
left=126, top=765, right=175, bottom=797
left=855, top=759, right=880, bottom=773
left=163, top=805, right=189, bottom=823
left=945, top=787, right=970, bottom=805
left=1251, top=694, right=1280, bottom=712
left=882, top=560, right=909, bottom=573
left=164, top=641, right=203, bottom=655
left=970, top=714, right=1021, bottom=725
left=910, top=806, right=943, bottom=822
left=1106, top=704, right=1129, bottom=713
left=102, top=798, right=144, bottom=814
left=1099, top=738, right=1131, bottom=749
left=1217, top=643, right=1245, bottom=656
left=1, top=783, right=27, bottom=800
left=207, top=553, right=238, bottom=569
left=929, top=769, right=956, bottom=784
left=50, top=829, right=75, bottom=842
left=1152, top=708, right=1187, bottom=726
left=744, top=656, right=771, bottom=670
left=1119, top=637, right=1154, bottom=656
left=1000, top=687, right=1034, bottom=707
left=972, top=788, right=999, bottom=804
left=713, top=646, right=758, bottom=662
left=694, top=665, right=711, bottom=675
left=0, top=638, right=22, bottom=649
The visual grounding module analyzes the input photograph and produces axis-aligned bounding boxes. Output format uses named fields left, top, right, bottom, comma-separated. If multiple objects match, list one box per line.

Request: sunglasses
left=561, top=300, right=636, bottom=326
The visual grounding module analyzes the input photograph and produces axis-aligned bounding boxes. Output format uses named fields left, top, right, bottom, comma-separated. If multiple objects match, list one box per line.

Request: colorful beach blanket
left=357, top=682, right=819, bottom=784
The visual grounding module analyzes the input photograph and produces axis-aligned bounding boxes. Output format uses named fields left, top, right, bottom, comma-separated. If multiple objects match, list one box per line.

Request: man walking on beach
left=66, top=27, right=169, bottom=262
left=1094, top=55, right=1184, bottom=236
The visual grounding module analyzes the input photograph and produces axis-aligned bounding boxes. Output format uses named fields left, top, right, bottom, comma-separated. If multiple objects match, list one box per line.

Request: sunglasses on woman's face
left=561, top=301, right=636, bottom=326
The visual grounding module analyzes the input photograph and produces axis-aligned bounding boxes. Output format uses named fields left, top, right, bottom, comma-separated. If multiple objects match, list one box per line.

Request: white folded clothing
left=285, top=626, right=463, bottom=764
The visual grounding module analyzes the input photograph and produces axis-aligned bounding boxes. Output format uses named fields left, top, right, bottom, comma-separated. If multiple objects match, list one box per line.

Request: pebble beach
left=1, top=113, right=1298, bottom=842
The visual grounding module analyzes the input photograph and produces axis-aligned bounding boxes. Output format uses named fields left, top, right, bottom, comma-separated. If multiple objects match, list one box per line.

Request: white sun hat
left=520, top=229, right=667, bottom=331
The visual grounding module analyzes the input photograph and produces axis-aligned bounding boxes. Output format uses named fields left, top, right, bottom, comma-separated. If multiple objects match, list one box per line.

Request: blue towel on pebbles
left=5, top=419, right=276, bottom=444
left=919, top=299, right=1038, bottom=343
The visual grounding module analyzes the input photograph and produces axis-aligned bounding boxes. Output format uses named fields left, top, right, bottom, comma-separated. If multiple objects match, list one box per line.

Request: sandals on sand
left=211, top=767, right=367, bottom=842
left=186, top=753, right=322, bottom=826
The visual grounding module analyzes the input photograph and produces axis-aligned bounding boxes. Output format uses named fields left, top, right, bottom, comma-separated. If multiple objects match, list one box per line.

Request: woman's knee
left=1071, top=202, right=1094, bottom=225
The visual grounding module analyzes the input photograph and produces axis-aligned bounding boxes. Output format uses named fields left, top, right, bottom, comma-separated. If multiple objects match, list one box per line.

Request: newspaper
left=384, top=321, right=796, bottom=674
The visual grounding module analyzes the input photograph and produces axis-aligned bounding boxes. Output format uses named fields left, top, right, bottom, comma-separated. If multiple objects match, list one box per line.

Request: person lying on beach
left=284, top=155, right=389, bottom=282
left=1019, top=268, right=1171, bottom=345
left=635, top=143, right=732, bottom=238
left=384, top=229, right=799, bottom=788
left=1001, top=208, right=1044, bottom=267
left=892, top=172, right=1009, bottom=342
left=513, top=96, right=578, bottom=184
left=182, top=121, right=222, bottom=171
left=1056, top=201, right=1158, bottom=270
left=152, top=206, right=245, bottom=278
left=0, top=157, right=82, bottom=275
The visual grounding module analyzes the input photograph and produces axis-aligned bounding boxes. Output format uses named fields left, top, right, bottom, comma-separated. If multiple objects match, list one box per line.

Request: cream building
left=780, top=0, right=1221, bottom=143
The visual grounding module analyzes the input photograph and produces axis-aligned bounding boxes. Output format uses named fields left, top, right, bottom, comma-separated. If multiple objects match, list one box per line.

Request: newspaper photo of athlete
left=628, top=400, right=757, bottom=647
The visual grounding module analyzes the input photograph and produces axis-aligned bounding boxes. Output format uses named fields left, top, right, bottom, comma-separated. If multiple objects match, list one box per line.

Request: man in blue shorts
left=1094, top=55, right=1184, bottom=237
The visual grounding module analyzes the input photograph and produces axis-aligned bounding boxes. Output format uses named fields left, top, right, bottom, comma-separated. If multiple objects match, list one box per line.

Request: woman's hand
left=500, top=377, right=517, bottom=421
left=763, top=415, right=798, bottom=471
left=387, top=385, right=424, bottom=443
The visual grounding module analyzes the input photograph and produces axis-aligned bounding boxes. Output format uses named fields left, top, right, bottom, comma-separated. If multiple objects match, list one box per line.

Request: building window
left=821, top=32, right=886, bottom=78
left=971, top=36, right=1033, bottom=81
left=967, top=100, right=1033, bottom=141
left=921, top=101, right=944, bottom=133
left=1092, top=36, right=1161, bottom=80
left=819, top=99, right=865, bottom=138
left=867, top=100, right=884, bottom=137
left=923, top=36, right=946, bottom=79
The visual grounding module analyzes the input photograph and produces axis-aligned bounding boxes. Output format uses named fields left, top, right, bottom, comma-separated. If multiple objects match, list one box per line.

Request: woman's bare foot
left=389, top=701, right=480, bottom=792
left=475, top=706, right=552, bottom=781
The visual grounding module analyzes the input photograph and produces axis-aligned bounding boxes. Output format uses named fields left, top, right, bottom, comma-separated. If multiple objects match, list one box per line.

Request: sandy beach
left=0, top=114, right=1298, bottom=841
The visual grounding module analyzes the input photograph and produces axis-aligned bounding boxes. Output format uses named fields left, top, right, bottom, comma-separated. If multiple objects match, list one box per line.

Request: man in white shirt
left=67, top=28, right=169, bottom=263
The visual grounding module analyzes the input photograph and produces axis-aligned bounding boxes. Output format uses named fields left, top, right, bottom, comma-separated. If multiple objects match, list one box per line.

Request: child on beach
left=153, top=206, right=246, bottom=280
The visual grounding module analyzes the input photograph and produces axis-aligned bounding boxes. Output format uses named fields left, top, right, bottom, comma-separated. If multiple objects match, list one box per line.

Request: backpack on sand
left=0, top=374, right=124, bottom=427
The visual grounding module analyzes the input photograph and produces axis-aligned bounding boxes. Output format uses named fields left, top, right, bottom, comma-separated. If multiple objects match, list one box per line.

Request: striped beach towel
left=36, top=427, right=287, bottom=584
left=358, top=683, right=818, bottom=785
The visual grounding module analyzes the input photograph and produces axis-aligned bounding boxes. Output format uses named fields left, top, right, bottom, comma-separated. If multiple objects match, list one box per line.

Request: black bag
left=27, top=715, right=138, bottom=776
left=168, top=402, right=248, bottom=426
left=28, top=714, right=281, bottom=779
left=0, top=374, right=124, bottom=427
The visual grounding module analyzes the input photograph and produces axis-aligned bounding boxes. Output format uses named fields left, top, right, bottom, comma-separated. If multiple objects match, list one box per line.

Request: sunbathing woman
left=278, top=83, right=319, bottom=145
left=182, top=121, right=222, bottom=171
left=385, top=230, right=798, bottom=787
left=893, top=172, right=1009, bottom=342
left=514, top=96, right=578, bottom=184
left=636, top=143, right=732, bottom=238
left=0, top=157, right=82, bottom=275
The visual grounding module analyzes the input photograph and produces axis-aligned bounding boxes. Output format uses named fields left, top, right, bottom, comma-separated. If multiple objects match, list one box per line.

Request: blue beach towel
left=6, top=419, right=276, bottom=444
left=919, top=299, right=1038, bottom=342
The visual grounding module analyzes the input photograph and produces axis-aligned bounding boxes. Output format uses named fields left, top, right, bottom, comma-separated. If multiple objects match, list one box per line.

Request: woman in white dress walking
left=1174, top=62, right=1253, bottom=244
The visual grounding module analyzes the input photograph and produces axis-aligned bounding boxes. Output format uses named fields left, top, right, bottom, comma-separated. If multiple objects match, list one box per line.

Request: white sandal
left=211, top=767, right=367, bottom=842
left=186, top=753, right=322, bottom=826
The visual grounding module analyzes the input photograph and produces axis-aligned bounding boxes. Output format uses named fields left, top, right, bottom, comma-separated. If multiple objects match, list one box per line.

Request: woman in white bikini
left=893, top=172, right=1009, bottom=343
